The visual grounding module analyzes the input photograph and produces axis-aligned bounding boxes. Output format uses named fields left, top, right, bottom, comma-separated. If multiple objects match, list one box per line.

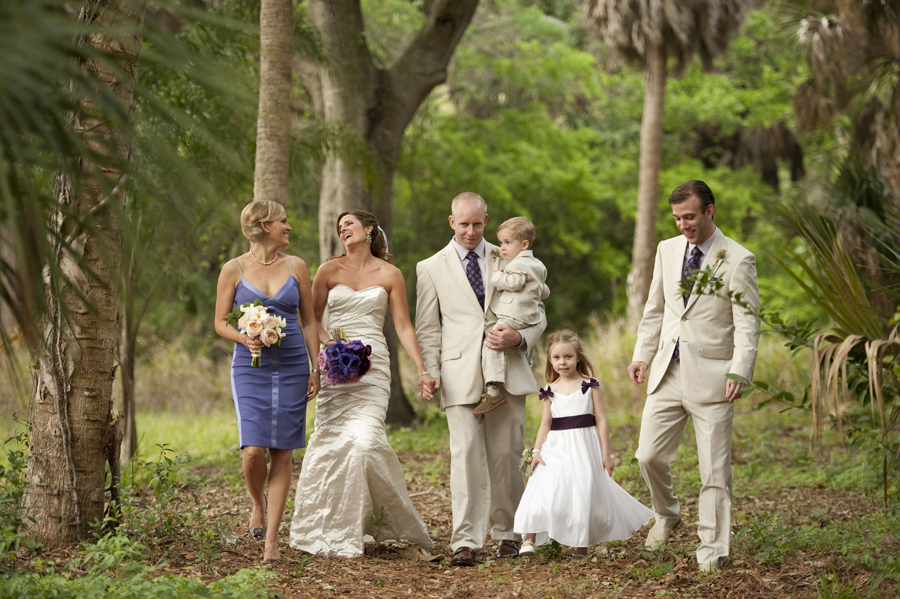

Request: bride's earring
left=365, top=232, right=372, bottom=246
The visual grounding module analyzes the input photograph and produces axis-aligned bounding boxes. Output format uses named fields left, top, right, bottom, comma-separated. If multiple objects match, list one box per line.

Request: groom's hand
left=725, top=378, right=746, bottom=402
left=486, top=323, right=523, bottom=350
left=627, top=361, right=648, bottom=386
left=419, top=376, right=439, bottom=402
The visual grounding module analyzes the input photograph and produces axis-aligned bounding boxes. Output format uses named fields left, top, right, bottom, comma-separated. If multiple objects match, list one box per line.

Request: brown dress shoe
left=496, top=540, right=519, bottom=558
left=450, top=546, right=476, bottom=567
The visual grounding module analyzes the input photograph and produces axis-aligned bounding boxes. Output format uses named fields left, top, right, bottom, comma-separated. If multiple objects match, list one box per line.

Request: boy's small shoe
left=472, top=393, right=507, bottom=415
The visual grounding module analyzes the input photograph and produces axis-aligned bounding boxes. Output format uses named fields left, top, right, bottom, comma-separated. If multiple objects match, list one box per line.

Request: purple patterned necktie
left=465, top=251, right=484, bottom=309
left=674, top=246, right=703, bottom=362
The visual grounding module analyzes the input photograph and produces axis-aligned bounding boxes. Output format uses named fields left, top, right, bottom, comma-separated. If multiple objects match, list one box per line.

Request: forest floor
left=33, top=442, right=898, bottom=599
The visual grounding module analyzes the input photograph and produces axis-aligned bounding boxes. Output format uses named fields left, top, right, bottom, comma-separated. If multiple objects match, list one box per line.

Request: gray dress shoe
left=644, top=517, right=681, bottom=548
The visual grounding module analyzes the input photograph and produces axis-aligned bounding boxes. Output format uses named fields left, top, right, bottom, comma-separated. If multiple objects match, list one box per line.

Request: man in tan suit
left=416, top=193, right=546, bottom=567
left=627, top=180, right=760, bottom=573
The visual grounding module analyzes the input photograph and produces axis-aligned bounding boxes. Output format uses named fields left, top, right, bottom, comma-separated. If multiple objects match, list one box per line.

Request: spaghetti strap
left=289, top=256, right=293, bottom=277
left=236, top=258, right=243, bottom=277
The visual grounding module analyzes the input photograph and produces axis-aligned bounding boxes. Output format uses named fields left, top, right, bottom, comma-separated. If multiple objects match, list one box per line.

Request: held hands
left=626, top=361, right=648, bottom=386
left=486, top=322, right=522, bottom=351
left=418, top=374, right=439, bottom=402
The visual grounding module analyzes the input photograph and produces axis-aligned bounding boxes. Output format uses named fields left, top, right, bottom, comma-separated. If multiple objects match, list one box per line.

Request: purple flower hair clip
left=539, top=386, right=554, bottom=400
left=581, top=378, right=599, bottom=394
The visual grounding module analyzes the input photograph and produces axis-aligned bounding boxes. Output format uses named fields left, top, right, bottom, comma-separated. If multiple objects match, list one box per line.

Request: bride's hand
left=418, top=374, right=437, bottom=402
left=307, top=371, right=321, bottom=398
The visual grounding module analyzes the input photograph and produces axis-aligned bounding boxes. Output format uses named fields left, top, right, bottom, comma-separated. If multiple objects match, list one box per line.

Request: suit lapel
left=684, top=232, right=727, bottom=313
left=440, top=242, right=483, bottom=312
left=484, top=242, right=500, bottom=307
left=669, top=237, right=690, bottom=315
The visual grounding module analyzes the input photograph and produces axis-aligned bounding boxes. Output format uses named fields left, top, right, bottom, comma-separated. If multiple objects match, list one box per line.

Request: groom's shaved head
left=451, top=192, right=488, bottom=217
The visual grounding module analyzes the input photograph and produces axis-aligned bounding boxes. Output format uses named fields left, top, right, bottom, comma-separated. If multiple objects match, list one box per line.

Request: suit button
left=671, top=339, right=676, bottom=344
left=682, top=316, right=688, bottom=321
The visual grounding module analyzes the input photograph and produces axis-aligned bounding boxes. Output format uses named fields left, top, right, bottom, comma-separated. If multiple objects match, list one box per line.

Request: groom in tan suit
left=627, top=180, right=760, bottom=572
left=416, top=193, right=546, bottom=567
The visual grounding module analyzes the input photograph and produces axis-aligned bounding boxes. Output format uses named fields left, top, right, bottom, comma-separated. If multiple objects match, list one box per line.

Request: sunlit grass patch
left=131, top=409, right=240, bottom=467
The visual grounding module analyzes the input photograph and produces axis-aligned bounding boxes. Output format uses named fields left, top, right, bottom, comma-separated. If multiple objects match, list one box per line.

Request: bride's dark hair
left=335, top=211, right=395, bottom=264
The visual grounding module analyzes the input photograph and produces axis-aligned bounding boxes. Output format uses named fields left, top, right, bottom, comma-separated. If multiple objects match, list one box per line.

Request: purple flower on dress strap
left=539, top=386, right=554, bottom=400
left=581, top=378, right=599, bottom=394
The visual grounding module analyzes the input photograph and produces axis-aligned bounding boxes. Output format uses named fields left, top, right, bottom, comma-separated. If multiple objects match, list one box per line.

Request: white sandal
left=520, top=541, right=536, bottom=555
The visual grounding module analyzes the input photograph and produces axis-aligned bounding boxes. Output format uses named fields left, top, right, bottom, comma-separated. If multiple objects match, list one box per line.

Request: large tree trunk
left=254, top=0, right=294, bottom=207
left=25, top=0, right=144, bottom=546
left=306, top=0, right=479, bottom=426
left=626, top=43, right=667, bottom=323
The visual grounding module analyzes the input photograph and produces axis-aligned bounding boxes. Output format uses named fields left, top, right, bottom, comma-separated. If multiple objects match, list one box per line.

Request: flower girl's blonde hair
left=544, top=329, right=595, bottom=383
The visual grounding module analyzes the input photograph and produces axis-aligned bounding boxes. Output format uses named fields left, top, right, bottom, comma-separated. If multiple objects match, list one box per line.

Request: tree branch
left=386, top=0, right=480, bottom=127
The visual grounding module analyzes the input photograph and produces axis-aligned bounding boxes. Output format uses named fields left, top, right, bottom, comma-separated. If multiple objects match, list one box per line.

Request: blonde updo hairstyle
left=544, top=329, right=595, bottom=384
left=335, top=210, right=395, bottom=264
left=240, top=200, right=286, bottom=243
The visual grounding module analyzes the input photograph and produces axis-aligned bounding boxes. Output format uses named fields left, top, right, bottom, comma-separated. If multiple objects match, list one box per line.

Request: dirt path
left=114, top=449, right=890, bottom=599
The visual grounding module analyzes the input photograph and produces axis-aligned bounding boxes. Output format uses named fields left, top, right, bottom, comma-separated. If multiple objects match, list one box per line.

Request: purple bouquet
left=318, top=330, right=372, bottom=385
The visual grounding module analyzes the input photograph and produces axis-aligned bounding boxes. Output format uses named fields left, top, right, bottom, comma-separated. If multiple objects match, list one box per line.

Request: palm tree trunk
left=25, top=0, right=144, bottom=545
left=627, top=43, right=667, bottom=323
left=254, top=0, right=294, bottom=207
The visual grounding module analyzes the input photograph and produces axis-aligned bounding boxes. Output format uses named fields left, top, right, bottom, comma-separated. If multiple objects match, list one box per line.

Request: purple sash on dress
left=550, top=414, right=597, bottom=431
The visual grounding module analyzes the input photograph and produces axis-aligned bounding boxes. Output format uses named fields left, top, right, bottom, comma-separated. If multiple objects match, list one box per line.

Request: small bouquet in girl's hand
left=318, top=327, right=372, bottom=385
left=226, top=299, right=286, bottom=367
left=520, top=448, right=535, bottom=477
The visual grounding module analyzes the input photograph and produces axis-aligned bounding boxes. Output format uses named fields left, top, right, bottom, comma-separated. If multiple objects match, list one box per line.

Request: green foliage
left=107, top=444, right=227, bottom=572
left=535, top=538, right=563, bottom=561
left=0, top=422, right=35, bottom=566
left=386, top=410, right=448, bottom=454
left=734, top=507, right=900, bottom=587
left=0, top=546, right=276, bottom=599
left=368, top=506, right=389, bottom=543
left=733, top=513, right=808, bottom=565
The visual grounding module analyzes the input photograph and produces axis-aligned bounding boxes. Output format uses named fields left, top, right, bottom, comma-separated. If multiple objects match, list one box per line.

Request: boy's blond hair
left=497, top=216, right=536, bottom=245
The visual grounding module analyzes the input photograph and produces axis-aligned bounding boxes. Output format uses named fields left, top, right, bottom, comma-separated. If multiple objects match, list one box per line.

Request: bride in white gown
left=289, top=211, right=436, bottom=558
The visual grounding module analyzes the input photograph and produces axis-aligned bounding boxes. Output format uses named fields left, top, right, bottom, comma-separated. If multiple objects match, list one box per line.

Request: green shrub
left=0, top=421, right=35, bottom=566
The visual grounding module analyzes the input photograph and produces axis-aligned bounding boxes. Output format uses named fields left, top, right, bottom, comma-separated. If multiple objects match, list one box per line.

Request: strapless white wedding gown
left=288, top=285, right=433, bottom=557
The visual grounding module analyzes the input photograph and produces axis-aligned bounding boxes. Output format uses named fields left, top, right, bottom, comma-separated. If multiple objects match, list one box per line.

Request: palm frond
left=582, top=0, right=753, bottom=72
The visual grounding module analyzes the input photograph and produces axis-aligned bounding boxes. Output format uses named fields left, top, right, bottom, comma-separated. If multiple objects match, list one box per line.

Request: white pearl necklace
left=249, top=248, right=277, bottom=266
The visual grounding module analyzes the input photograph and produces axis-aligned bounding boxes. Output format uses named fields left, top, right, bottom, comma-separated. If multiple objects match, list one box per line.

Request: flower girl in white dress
left=515, top=330, right=653, bottom=560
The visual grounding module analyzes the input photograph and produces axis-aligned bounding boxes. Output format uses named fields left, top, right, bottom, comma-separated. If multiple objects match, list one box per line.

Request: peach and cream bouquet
left=226, top=299, right=286, bottom=367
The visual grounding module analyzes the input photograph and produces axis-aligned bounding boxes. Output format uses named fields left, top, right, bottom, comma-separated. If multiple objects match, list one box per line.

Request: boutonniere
left=715, top=248, right=727, bottom=262
left=491, top=248, right=502, bottom=261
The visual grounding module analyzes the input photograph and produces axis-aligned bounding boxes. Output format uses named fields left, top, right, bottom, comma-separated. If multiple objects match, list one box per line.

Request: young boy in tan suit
left=475, top=217, right=550, bottom=415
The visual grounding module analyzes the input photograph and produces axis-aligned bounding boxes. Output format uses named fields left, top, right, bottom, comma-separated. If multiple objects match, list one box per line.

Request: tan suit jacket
left=488, top=250, right=549, bottom=326
left=416, top=241, right=546, bottom=408
left=633, top=232, right=760, bottom=402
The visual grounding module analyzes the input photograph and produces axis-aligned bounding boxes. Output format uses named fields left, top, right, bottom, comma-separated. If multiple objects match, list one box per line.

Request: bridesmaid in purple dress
left=214, top=200, right=320, bottom=563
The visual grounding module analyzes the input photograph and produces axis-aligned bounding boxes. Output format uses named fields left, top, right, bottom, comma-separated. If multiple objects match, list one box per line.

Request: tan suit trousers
left=636, top=362, right=734, bottom=565
left=445, top=390, right=526, bottom=552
